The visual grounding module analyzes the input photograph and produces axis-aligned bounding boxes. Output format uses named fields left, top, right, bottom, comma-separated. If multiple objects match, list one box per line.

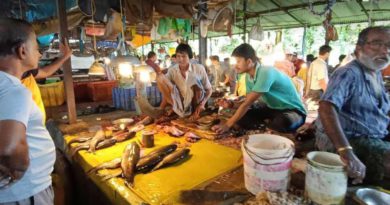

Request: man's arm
left=35, top=41, right=72, bottom=79
left=319, top=101, right=366, bottom=184
left=319, top=79, right=327, bottom=92
left=213, top=91, right=261, bottom=133
left=0, top=120, right=29, bottom=189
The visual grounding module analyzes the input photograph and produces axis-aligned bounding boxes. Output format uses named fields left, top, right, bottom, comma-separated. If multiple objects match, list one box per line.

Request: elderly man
left=316, top=26, right=390, bottom=184
left=155, top=44, right=212, bottom=120
left=0, top=18, right=55, bottom=205
left=213, top=44, right=306, bottom=133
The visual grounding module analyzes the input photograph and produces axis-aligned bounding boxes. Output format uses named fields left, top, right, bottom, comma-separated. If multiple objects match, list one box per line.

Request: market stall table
left=50, top=111, right=246, bottom=205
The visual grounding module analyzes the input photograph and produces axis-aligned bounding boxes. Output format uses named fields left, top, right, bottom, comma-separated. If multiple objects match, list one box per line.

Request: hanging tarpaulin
left=172, top=19, right=192, bottom=39
left=25, top=0, right=77, bottom=21
left=157, top=17, right=172, bottom=36
left=128, top=34, right=151, bottom=48
left=31, top=9, right=85, bottom=36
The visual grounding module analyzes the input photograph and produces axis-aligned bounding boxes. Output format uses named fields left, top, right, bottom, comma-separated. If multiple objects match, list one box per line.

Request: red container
left=73, top=82, right=89, bottom=102
left=87, top=80, right=118, bottom=102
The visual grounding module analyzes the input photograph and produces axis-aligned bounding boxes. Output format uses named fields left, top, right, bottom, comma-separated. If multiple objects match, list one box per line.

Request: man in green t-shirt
left=212, top=44, right=306, bottom=133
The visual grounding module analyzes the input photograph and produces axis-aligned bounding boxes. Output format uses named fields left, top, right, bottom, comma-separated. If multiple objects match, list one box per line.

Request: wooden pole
left=243, top=0, right=247, bottom=43
left=302, top=26, right=307, bottom=58
left=198, top=0, right=207, bottom=65
left=57, top=0, right=77, bottom=124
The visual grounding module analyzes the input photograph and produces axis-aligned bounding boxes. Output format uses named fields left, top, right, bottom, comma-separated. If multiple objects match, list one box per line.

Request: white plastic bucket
left=241, top=134, right=295, bottom=194
left=305, top=151, right=347, bottom=205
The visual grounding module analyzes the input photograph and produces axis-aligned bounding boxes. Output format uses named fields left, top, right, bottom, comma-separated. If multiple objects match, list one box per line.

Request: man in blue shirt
left=213, top=44, right=306, bottom=134
left=316, top=26, right=390, bottom=184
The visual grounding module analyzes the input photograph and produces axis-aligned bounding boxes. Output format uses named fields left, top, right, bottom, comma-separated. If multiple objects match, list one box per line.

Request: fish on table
left=113, top=131, right=136, bottom=142
left=152, top=148, right=191, bottom=171
left=121, top=142, right=141, bottom=187
left=88, top=130, right=106, bottom=153
left=136, top=144, right=178, bottom=173
left=68, top=135, right=93, bottom=145
left=87, top=157, right=122, bottom=174
left=91, top=144, right=177, bottom=179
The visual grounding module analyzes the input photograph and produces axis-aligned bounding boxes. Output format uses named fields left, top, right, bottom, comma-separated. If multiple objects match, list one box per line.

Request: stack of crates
left=112, top=84, right=162, bottom=111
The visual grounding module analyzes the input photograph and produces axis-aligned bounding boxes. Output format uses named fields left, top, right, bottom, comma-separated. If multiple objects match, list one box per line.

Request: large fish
left=71, top=138, right=116, bottom=156
left=87, top=158, right=121, bottom=174
left=152, top=148, right=190, bottom=171
left=70, top=141, right=90, bottom=156
left=136, top=144, right=178, bottom=173
left=113, top=131, right=136, bottom=142
left=95, top=138, right=117, bottom=149
left=88, top=130, right=106, bottom=153
left=68, top=136, right=93, bottom=145
left=128, top=124, right=145, bottom=133
left=121, top=142, right=141, bottom=187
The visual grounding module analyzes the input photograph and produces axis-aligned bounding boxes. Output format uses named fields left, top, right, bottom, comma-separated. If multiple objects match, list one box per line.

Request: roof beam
left=356, top=0, right=370, bottom=19
left=269, top=0, right=305, bottom=26
left=245, top=1, right=341, bottom=19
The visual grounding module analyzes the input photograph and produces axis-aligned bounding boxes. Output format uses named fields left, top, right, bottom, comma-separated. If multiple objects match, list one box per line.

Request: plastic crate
left=87, top=80, right=118, bottom=102
left=113, top=85, right=162, bottom=111
left=113, top=87, right=136, bottom=111
left=39, top=81, right=66, bottom=107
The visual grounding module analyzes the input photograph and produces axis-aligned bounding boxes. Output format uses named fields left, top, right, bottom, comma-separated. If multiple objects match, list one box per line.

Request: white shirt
left=0, top=71, right=56, bottom=202
left=309, top=58, right=329, bottom=90
left=166, top=63, right=211, bottom=109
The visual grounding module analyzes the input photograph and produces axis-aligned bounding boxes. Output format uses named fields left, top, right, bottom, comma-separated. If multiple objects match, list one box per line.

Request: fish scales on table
left=121, top=142, right=140, bottom=187
left=152, top=148, right=190, bottom=171
left=87, top=158, right=122, bottom=174
left=88, top=130, right=106, bottom=153
left=136, top=144, right=178, bottom=173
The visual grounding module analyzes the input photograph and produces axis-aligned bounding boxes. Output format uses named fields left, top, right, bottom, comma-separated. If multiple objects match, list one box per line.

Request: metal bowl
left=354, top=188, right=390, bottom=205
left=112, top=118, right=134, bottom=130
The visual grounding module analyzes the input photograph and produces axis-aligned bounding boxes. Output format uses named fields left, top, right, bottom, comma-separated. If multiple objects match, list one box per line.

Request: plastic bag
left=249, top=19, right=264, bottom=41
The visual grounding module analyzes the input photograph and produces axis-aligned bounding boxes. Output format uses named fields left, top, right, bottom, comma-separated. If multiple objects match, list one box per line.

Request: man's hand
left=212, top=122, right=231, bottom=134
left=59, top=38, right=72, bottom=59
left=190, top=103, right=205, bottom=121
left=216, top=98, right=233, bottom=109
left=339, top=150, right=366, bottom=184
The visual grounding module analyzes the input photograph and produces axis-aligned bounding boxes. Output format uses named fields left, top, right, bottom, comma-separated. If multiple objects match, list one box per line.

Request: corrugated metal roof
left=235, top=0, right=390, bottom=31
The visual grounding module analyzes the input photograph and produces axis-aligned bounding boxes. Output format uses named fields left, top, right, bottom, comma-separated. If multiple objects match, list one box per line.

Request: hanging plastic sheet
left=128, top=35, right=152, bottom=48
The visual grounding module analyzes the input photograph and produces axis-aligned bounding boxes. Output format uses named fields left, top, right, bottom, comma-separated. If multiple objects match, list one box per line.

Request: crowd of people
left=0, top=16, right=389, bottom=205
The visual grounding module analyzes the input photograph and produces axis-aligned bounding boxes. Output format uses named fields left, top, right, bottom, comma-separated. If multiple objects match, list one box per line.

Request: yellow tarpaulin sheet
left=65, top=126, right=242, bottom=204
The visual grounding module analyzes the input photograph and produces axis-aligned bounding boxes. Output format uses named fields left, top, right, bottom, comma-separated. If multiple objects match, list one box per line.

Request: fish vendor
left=212, top=43, right=306, bottom=134
left=316, top=26, right=390, bottom=184
left=154, top=43, right=212, bottom=120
